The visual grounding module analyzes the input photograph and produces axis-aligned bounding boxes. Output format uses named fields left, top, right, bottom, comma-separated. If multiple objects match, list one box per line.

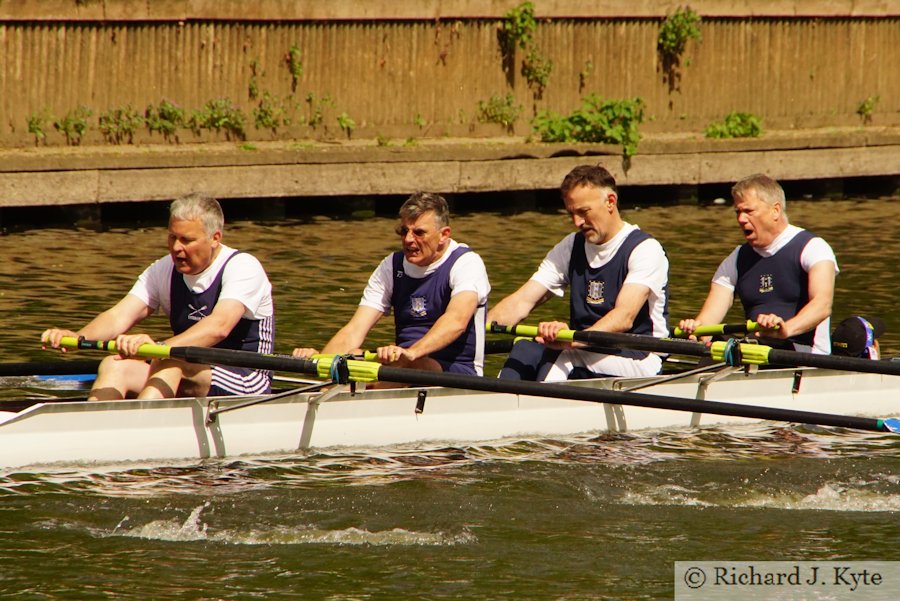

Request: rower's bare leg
left=137, top=359, right=211, bottom=399
left=89, top=356, right=151, bottom=401
left=175, top=362, right=212, bottom=397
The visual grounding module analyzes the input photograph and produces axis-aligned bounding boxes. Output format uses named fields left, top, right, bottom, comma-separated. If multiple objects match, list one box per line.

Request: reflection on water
left=2, top=198, right=899, bottom=366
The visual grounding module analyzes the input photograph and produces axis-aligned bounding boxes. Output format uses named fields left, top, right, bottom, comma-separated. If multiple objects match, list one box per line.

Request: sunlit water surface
left=1, top=199, right=898, bottom=599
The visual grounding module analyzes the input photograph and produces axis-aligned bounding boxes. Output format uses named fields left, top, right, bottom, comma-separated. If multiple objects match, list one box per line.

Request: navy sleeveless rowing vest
left=390, top=246, right=480, bottom=368
left=169, top=251, right=265, bottom=352
left=568, top=230, right=667, bottom=358
left=735, top=229, right=815, bottom=347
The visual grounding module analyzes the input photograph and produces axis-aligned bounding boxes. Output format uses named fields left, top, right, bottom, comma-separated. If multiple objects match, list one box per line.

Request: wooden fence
left=1, top=1, right=897, bottom=147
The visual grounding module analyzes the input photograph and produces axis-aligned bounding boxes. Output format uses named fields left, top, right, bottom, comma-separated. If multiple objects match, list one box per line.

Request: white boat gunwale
left=1, top=366, right=898, bottom=471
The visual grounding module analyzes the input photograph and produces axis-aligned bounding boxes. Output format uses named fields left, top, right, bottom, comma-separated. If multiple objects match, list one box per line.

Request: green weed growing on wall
left=498, top=2, right=553, bottom=100
left=248, top=58, right=261, bottom=100
left=145, top=100, right=185, bottom=141
left=704, top=112, right=762, bottom=138
left=26, top=109, right=53, bottom=146
left=254, top=92, right=287, bottom=134
left=477, top=93, right=522, bottom=132
left=54, top=105, right=92, bottom=145
left=658, top=6, right=702, bottom=92
left=531, top=95, right=645, bottom=159
left=305, top=93, right=335, bottom=130
left=337, top=112, right=356, bottom=139
left=287, top=45, right=304, bottom=93
left=856, top=95, right=879, bottom=124
left=499, top=1, right=536, bottom=56
left=99, top=105, right=145, bottom=144
left=189, top=98, right=247, bottom=140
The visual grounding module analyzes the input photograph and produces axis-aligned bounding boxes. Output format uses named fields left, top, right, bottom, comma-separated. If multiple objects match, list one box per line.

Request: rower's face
left=564, top=184, right=617, bottom=245
left=168, top=217, right=220, bottom=275
left=396, top=211, right=450, bottom=267
left=733, top=190, right=782, bottom=249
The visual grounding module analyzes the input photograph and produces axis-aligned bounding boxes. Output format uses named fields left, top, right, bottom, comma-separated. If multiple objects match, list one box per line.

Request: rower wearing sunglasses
left=293, top=192, right=490, bottom=377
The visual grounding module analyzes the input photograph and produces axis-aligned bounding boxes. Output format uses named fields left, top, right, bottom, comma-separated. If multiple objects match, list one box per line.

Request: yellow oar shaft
left=59, top=336, right=173, bottom=359
left=672, top=320, right=774, bottom=338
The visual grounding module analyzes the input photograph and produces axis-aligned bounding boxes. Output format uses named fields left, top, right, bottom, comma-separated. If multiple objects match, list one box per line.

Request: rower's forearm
left=783, top=298, right=833, bottom=338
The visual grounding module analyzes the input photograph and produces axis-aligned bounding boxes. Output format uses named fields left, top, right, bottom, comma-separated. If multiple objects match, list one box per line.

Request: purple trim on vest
left=169, top=251, right=267, bottom=353
left=736, top=229, right=815, bottom=347
left=568, top=230, right=668, bottom=360
left=390, top=246, right=481, bottom=371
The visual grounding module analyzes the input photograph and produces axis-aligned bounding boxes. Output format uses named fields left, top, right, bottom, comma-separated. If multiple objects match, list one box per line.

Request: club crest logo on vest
left=758, top=274, right=774, bottom=294
left=586, top=280, right=605, bottom=305
left=410, top=296, right=427, bottom=317
left=188, top=303, right=209, bottom=321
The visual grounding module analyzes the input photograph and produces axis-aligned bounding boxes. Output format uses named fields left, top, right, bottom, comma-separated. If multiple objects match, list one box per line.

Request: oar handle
left=59, top=336, right=173, bottom=359
left=59, top=337, right=383, bottom=382
left=672, top=320, right=773, bottom=338
left=490, top=323, right=714, bottom=357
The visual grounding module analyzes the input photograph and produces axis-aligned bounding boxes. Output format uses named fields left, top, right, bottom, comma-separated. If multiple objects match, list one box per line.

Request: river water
left=1, top=197, right=898, bottom=599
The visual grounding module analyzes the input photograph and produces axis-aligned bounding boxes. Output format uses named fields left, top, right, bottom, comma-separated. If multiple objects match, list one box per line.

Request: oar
left=59, top=337, right=900, bottom=434
left=0, top=359, right=101, bottom=377
left=490, top=323, right=900, bottom=377
left=672, top=320, right=771, bottom=338
left=54, top=337, right=515, bottom=365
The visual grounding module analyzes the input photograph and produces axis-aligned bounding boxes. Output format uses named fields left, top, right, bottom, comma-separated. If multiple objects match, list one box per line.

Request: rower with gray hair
left=679, top=173, right=838, bottom=353
left=293, top=191, right=490, bottom=376
left=41, top=193, right=275, bottom=399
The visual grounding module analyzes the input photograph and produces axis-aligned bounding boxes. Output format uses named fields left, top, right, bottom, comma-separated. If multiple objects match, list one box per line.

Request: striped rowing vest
left=169, top=251, right=273, bottom=355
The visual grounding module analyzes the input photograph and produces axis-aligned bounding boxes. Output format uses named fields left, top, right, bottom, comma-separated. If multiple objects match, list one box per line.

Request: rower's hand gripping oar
left=60, top=336, right=382, bottom=382
left=490, top=323, right=900, bottom=378
left=60, top=336, right=900, bottom=434
left=672, top=320, right=773, bottom=338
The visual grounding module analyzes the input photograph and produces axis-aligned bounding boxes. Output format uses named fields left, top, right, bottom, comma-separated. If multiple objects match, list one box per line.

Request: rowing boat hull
left=1, top=367, right=898, bottom=470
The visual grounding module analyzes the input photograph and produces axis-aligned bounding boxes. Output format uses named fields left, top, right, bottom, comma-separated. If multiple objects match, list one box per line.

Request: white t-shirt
left=129, top=244, right=274, bottom=320
left=711, top=225, right=838, bottom=354
left=360, top=240, right=490, bottom=313
left=530, top=223, right=670, bottom=338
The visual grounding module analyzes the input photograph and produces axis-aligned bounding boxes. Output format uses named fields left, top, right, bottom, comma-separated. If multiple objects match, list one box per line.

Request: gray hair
left=732, top=173, right=788, bottom=217
left=398, top=192, right=450, bottom=228
left=169, top=194, right=224, bottom=237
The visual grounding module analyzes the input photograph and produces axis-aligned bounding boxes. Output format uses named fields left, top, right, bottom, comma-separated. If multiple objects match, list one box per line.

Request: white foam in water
left=618, top=478, right=900, bottom=512
left=621, top=484, right=714, bottom=507
left=740, top=482, right=900, bottom=512
left=114, top=502, right=476, bottom=546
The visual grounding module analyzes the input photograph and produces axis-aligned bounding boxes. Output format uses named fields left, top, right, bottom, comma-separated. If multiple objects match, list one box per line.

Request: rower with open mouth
left=40, top=194, right=275, bottom=400
left=292, top=192, right=490, bottom=379
left=679, top=173, right=839, bottom=354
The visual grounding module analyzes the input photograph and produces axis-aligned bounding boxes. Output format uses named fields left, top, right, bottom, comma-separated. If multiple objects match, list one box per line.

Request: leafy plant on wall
left=658, top=6, right=702, bottom=93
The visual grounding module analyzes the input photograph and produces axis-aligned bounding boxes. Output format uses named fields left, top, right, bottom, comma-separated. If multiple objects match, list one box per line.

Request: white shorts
left=543, top=348, right=662, bottom=382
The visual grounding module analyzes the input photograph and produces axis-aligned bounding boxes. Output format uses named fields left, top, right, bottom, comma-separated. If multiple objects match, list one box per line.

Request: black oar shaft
left=171, top=346, right=318, bottom=374
left=766, top=348, right=900, bottom=376
left=374, top=365, right=886, bottom=432
left=498, top=324, right=713, bottom=358
left=494, top=323, right=900, bottom=377
left=167, top=345, right=889, bottom=433
left=0, top=359, right=101, bottom=377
